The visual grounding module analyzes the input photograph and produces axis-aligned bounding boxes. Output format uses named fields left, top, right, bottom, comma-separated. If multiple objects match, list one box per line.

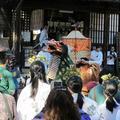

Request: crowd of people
left=0, top=27, right=120, bottom=120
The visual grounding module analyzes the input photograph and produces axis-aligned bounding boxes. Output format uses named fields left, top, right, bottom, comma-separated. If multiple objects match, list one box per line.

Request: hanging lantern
left=30, top=9, right=44, bottom=30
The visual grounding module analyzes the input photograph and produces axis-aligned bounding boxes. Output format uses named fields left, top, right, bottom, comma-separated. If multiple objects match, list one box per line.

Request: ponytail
left=30, top=61, right=46, bottom=98
left=77, top=93, right=84, bottom=109
left=104, top=79, right=118, bottom=112
left=106, top=96, right=118, bottom=112
left=31, top=72, right=39, bottom=98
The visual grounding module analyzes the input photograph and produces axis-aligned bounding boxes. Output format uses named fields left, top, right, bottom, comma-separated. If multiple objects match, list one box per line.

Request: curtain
left=30, top=9, right=44, bottom=30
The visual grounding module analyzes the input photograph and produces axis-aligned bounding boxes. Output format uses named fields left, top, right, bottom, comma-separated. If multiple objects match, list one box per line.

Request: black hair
left=104, top=80, right=118, bottom=112
left=80, top=57, right=89, bottom=61
left=77, top=93, right=84, bottom=109
left=67, top=76, right=83, bottom=93
left=30, top=60, right=46, bottom=98
left=67, top=76, right=84, bottom=109
left=76, top=57, right=89, bottom=67
left=96, top=46, right=101, bottom=49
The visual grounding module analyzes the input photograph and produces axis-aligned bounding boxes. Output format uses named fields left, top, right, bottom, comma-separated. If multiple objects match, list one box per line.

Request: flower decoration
left=101, top=73, right=120, bottom=90
left=28, top=55, right=36, bottom=64
left=47, top=39, right=63, bottom=53
left=101, top=73, right=112, bottom=81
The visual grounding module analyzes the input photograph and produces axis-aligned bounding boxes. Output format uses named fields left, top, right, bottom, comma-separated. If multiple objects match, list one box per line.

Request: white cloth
left=39, top=29, right=48, bottom=46
left=116, top=109, right=120, bottom=120
left=67, top=45, right=74, bottom=54
left=107, top=51, right=117, bottom=65
left=98, top=100, right=120, bottom=120
left=72, top=93, right=78, bottom=103
left=90, top=50, right=103, bottom=66
left=83, top=96, right=100, bottom=120
left=91, top=50, right=97, bottom=60
left=17, top=81, right=50, bottom=120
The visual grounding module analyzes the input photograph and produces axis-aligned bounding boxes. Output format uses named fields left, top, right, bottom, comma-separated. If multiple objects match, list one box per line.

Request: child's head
left=103, top=79, right=118, bottom=112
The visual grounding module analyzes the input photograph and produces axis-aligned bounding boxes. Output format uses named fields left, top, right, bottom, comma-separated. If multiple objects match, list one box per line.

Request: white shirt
left=17, top=81, right=50, bottom=120
left=83, top=96, right=100, bottom=120
left=98, top=100, right=120, bottom=120
left=90, top=50, right=103, bottom=66
left=116, top=109, right=120, bottom=120
left=39, top=29, right=48, bottom=46
left=107, top=51, right=117, bottom=65
left=91, top=50, right=97, bottom=60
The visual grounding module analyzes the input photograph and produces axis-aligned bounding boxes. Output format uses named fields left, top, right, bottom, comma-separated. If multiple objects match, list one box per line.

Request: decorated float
left=62, top=30, right=91, bottom=63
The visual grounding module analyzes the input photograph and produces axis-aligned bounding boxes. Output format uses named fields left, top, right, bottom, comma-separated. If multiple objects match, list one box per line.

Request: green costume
left=46, top=40, right=80, bottom=84
left=0, top=66, right=15, bottom=95
left=88, top=84, right=105, bottom=105
left=55, top=55, right=73, bottom=81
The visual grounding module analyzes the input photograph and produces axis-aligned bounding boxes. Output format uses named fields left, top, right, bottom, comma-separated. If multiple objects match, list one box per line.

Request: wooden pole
left=14, top=0, right=24, bottom=66
left=103, top=12, right=110, bottom=66
left=83, top=12, right=90, bottom=37
left=0, top=7, right=11, bottom=31
left=0, top=7, right=12, bottom=49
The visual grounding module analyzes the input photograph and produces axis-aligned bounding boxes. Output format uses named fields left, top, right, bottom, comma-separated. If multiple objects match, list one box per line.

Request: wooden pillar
left=118, top=14, right=120, bottom=32
left=103, top=12, right=110, bottom=66
left=83, top=12, right=90, bottom=37
left=15, top=9, right=21, bottom=65
left=14, top=0, right=24, bottom=66
left=115, top=14, right=120, bottom=77
left=0, top=7, right=12, bottom=48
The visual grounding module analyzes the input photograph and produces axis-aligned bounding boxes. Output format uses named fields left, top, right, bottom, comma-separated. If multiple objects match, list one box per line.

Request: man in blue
left=39, top=25, right=48, bottom=47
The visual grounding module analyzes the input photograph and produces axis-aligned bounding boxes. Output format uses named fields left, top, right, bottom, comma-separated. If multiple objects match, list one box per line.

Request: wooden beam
left=12, top=0, right=24, bottom=65
left=21, top=0, right=120, bottom=13
left=15, top=0, right=24, bottom=11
